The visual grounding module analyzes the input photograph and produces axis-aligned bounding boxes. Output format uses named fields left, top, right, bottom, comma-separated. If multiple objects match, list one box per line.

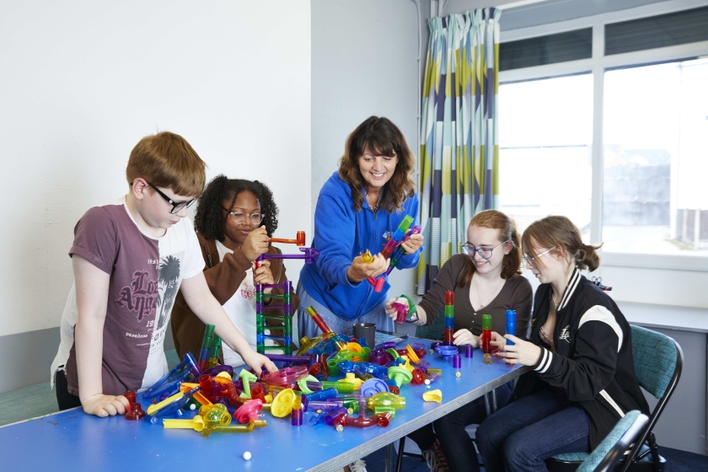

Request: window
left=499, top=3, right=708, bottom=260
left=603, top=59, right=708, bottom=254
left=499, top=74, right=593, bottom=238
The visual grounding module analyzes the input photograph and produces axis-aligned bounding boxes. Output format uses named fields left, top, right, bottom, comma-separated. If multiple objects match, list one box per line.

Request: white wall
left=0, top=0, right=311, bottom=340
left=311, top=0, right=420, bottom=297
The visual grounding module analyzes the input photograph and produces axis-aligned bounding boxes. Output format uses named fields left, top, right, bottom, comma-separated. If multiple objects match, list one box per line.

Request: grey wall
left=311, top=0, right=421, bottom=296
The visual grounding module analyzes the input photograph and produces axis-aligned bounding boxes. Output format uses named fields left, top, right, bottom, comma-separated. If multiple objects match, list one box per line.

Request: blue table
left=0, top=339, right=524, bottom=471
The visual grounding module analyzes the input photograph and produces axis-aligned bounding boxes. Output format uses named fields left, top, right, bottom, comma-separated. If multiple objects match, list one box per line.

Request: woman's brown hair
left=457, top=210, right=522, bottom=287
left=338, top=116, right=416, bottom=213
left=521, top=215, right=601, bottom=271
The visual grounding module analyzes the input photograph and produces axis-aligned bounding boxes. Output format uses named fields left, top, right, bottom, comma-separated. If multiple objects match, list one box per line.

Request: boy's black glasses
left=148, top=183, right=196, bottom=214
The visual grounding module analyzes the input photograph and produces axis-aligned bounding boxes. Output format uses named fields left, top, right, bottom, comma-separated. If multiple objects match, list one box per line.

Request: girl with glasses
left=171, top=175, right=299, bottom=367
left=476, top=216, right=649, bottom=472
left=384, top=209, right=532, bottom=472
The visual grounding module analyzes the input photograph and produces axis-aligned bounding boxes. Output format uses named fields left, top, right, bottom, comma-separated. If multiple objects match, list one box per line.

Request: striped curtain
left=417, top=8, right=502, bottom=294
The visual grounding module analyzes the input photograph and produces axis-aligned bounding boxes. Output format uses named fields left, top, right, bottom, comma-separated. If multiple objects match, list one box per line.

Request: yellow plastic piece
left=400, top=356, right=415, bottom=372
left=340, top=373, right=363, bottom=390
left=163, top=415, right=206, bottom=432
left=216, top=371, right=232, bottom=380
left=423, top=389, right=443, bottom=403
left=341, top=342, right=363, bottom=353
left=147, top=391, right=184, bottom=416
left=360, top=249, right=374, bottom=263
left=270, top=388, right=296, bottom=418
left=406, top=344, right=420, bottom=364
left=199, top=403, right=232, bottom=426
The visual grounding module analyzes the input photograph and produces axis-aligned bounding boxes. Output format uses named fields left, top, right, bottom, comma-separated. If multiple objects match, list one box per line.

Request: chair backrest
left=577, top=410, right=649, bottom=472
left=630, top=325, right=682, bottom=400
left=619, top=325, right=684, bottom=471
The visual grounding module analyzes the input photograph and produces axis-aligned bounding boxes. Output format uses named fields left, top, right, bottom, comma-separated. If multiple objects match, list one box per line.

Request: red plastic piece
left=344, top=412, right=392, bottom=428
left=410, top=368, right=426, bottom=385
left=233, top=399, right=263, bottom=424
left=125, top=402, right=146, bottom=420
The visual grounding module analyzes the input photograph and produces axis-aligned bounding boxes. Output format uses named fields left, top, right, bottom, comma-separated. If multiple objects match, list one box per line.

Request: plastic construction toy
left=255, top=280, right=294, bottom=355
left=233, top=399, right=263, bottom=424
left=303, top=306, right=346, bottom=352
left=345, top=411, right=392, bottom=428
left=201, top=419, right=268, bottom=437
left=254, top=237, right=319, bottom=355
left=197, top=324, right=216, bottom=372
left=390, top=294, right=420, bottom=324
left=435, top=344, right=458, bottom=361
left=506, top=309, right=516, bottom=346
left=443, top=290, right=455, bottom=345
left=423, top=389, right=442, bottom=403
left=365, top=216, right=420, bottom=293
left=269, top=231, right=306, bottom=247
left=367, top=391, right=406, bottom=418
left=147, top=386, right=201, bottom=419
left=481, top=314, right=493, bottom=364
left=143, top=352, right=200, bottom=400
left=123, top=391, right=146, bottom=420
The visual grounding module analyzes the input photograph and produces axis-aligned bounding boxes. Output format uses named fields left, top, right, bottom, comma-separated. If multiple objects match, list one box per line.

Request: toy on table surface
left=143, top=336, right=433, bottom=436
left=142, top=352, right=200, bottom=401
left=443, top=290, right=455, bottom=345
left=506, top=309, right=516, bottom=346
left=124, top=391, right=146, bottom=420
left=300, top=306, right=347, bottom=353
left=481, top=313, right=493, bottom=364
left=253, top=233, right=318, bottom=355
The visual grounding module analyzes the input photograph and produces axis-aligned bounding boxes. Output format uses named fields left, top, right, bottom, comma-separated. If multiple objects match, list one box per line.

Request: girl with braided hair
left=171, top=175, right=299, bottom=367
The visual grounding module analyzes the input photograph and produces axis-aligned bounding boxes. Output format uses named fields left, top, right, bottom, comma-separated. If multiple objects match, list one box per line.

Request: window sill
left=601, top=252, right=708, bottom=272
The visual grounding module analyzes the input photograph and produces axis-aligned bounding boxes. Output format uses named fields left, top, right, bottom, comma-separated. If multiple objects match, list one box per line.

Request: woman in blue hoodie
left=298, top=116, right=424, bottom=341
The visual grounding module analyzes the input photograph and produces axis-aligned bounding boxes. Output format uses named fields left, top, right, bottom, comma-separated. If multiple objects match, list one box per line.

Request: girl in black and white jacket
left=476, top=215, right=649, bottom=472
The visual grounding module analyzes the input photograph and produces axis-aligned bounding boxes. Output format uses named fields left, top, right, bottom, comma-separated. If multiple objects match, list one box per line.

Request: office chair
left=548, top=325, right=683, bottom=472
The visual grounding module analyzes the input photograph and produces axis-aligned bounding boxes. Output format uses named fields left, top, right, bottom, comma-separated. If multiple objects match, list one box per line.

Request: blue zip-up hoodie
left=299, top=171, right=421, bottom=319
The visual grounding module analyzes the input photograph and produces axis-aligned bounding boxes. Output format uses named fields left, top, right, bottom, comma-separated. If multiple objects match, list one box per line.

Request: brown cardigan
left=170, top=232, right=300, bottom=360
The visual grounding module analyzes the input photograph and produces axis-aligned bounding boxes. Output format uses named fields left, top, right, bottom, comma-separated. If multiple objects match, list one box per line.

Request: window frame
left=499, top=0, right=708, bottom=273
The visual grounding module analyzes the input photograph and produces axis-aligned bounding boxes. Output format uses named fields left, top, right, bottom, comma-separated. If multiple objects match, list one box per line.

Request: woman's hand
left=241, top=226, right=270, bottom=262
left=347, top=252, right=388, bottom=283
left=453, top=329, right=479, bottom=348
left=401, top=233, right=424, bottom=255
left=495, top=334, right=543, bottom=366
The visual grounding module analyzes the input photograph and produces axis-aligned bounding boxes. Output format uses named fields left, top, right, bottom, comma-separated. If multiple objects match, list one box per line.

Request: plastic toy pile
left=126, top=309, right=446, bottom=438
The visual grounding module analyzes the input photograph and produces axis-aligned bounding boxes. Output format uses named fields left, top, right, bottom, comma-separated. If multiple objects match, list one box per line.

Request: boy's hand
left=81, top=393, right=130, bottom=417
left=242, top=226, right=270, bottom=262
left=241, top=350, right=278, bottom=375
left=453, top=329, right=479, bottom=348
